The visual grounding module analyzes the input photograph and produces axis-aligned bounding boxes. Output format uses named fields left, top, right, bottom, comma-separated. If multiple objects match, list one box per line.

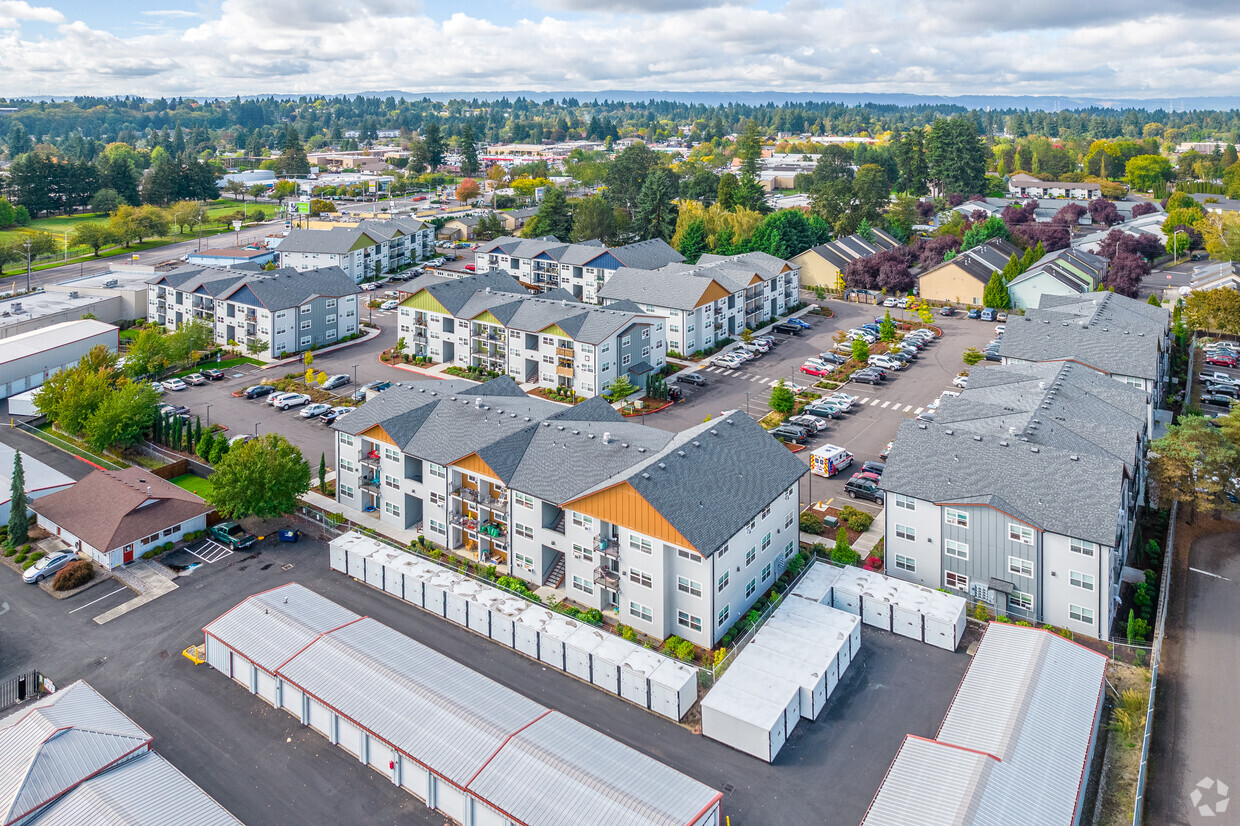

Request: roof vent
left=556, top=425, right=565, bottom=431
left=571, top=429, right=579, bottom=435
left=641, top=472, right=650, bottom=479
left=587, top=433, right=595, bottom=439
left=692, top=441, right=701, bottom=447
left=1070, top=454, right=1079, bottom=461
left=636, top=446, right=645, bottom=452
left=973, top=435, right=982, bottom=441
left=602, top=431, right=611, bottom=444
left=657, top=462, right=668, bottom=470
left=944, top=428, right=953, bottom=435
left=429, top=391, right=437, bottom=396
left=451, top=396, right=457, bottom=401
left=541, top=421, right=550, bottom=427
left=1030, top=446, right=1040, bottom=453
left=677, top=450, right=686, bottom=457
left=710, top=429, right=718, bottom=436
left=524, top=417, right=531, bottom=422
left=918, top=423, right=927, bottom=429
left=999, top=440, right=1009, bottom=446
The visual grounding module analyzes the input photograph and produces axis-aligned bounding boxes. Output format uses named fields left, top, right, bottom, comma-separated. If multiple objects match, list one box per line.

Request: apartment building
left=279, top=217, right=432, bottom=281
left=332, top=377, right=807, bottom=647
left=1007, top=173, right=1102, bottom=200
left=1007, top=248, right=1109, bottom=310
left=597, top=251, right=801, bottom=354
left=788, top=228, right=902, bottom=289
left=147, top=264, right=361, bottom=358
left=880, top=360, right=1149, bottom=639
left=916, top=238, right=1023, bottom=305
left=473, top=236, right=684, bottom=302
left=398, top=272, right=666, bottom=397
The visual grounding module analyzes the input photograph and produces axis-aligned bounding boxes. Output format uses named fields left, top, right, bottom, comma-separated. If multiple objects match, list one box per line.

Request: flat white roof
left=0, top=442, right=75, bottom=505
left=0, top=319, right=117, bottom=365
left=57, top=266, right=156, bottom=291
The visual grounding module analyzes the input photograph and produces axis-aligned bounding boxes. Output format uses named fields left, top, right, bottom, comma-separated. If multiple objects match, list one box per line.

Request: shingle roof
left=862, top=624, right=1107, bottom=826
left=149, top=264, right=361, bottom=311
left=474, top=236, right=682, bottom=271
left=879, top=418, right=1125, bottom=546
left=278, top=226, right=381, bottom=254
left=30, top=468, right=212, bottom=553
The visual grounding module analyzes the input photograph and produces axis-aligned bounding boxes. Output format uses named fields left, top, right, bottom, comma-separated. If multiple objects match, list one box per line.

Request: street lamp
left=351, top=364, right=359, bottom=384
left=1171, top=229, right=1183, bottom=265
left=254, top=421, right=261, bottom=437
left=205, top=403, right=213, bottom=428
left=22, top=238, right=32, bottom=294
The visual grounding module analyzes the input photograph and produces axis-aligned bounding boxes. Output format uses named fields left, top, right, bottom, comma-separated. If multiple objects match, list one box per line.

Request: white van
left=809, top=444, right=853, bottom=478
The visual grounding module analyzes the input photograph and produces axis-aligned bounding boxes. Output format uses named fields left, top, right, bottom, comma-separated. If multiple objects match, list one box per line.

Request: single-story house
left=1075, top=213, right=1167, bottom=255
left=917, top=238, right=1023, bottom=305
left=31, top=468, right=212, bottom=568
left=789, top=228, right=902, bottom=289
left=1008, top=248, right=1109, bottom=310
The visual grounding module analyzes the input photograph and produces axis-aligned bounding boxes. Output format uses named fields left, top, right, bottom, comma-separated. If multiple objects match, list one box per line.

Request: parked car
left=996, top=312, right=1009, bottom=322
left=1202, top=393, right=1238, bottom=408
left=380, top=300, right=399, bottom=310
left=940, top=306, right=955, bottom=316
left=984, top=349, right=1002, bottom=362
left=320, top=406, right=353, bottom=425
left=980, top=308, right=997, bottom=321
left=883, top=297, right=898, bottom=307
left=817, top=352, right=847, bottom=364
left=158, top=404, right=191, bottom=421
left=321, top=374, right=351, bottom=390
left=862, top=460, right=886, bottom=477
left=300, top=402, right=333, bottom=418
left=677, top=372, right=707, bottom=386
left=773, top=322, right=802, bottom=335
left=739, top=341, right=769, bottom=356
left=209, top=521, right=257, bottom=550
left=967, top=308, right=981, bottom=319
left=22, top=551, right=78, bottom=584
left=228, top=434, right=255, bottom=446
left=789, top=414, right=829, bottom=433
left=1200, top=372, right=1240, bottom=387
left=869, top=355, right=903, bottom=371
left=890, top=351, right=915, bottom=365
left=800, top=362, right=833, bottom=377
left=149, top=382, right=166, bottom=395
left=783, top=382, right=809, bottom=395
left=351, top=380, right=393, bottom=401
left=1205, top=382, right=1239, bottom=398
left=811, top=398, right=849, bottom=415
left=770, top=424, right=810, bottom=444
left=844, top=474, right=885, bottom=503
left=201, top=367, right=225, bottom=381
left=712, top=354, right=745, bottom=369
left=270, top=392, right=310, bottom=410
left=1205, top=353, right=1238, bottom=368
left=952, top=374, right=969, bottom=388
left=831, top=392, right=858, bottom=405
left=161, top=377, right=187, bottom=391
left=183, top=373, right=207, bottom=386
left=852, top=370, right=884, bottom=385
left=788, top=318, right=812, bottom=330
left=802, top=403, right=842, bottom=420
left=879, top=441, right=893, bottom=461
left=243, top=384, right=276, bottom=399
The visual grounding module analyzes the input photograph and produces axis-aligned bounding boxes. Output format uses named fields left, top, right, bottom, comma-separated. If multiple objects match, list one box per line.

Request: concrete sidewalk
left=94, top=560, right=179, bottom=625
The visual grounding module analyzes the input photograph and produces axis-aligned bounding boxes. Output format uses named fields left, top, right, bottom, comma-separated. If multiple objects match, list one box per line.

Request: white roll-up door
left=337, top=717, right=363, bottom=756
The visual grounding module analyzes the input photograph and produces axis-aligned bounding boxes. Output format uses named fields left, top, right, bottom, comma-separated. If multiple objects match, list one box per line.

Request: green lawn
left=171, top=473, right=213, bottom=497
left=171, top=357, right=263, bottom=378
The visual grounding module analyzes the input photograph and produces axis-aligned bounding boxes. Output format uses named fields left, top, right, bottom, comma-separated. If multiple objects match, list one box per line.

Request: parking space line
left=749, top=375, right=761, bottom=382
left=914, top=407, right=924, bottom=414
left=880, top=401, right=891, bottom=408
left=903, top=405, right=913, bottom=412
left=724, top=369, right=737, bottom=376
left=186, top=540, right=234, bottom=564
left=870, top=399, right=881, bottom=406
left=68, top=585, right=129, bottom=614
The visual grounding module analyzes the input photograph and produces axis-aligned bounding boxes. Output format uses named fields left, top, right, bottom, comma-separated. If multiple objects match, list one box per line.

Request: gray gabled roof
left=278, top=226, right=382, bottom=254
left=880, top=419, right=1125, bottom=546
left=416, top=271, right=530, bottom=316
left=474, top=236, right=683, bottom=271
left=149, top=264, right=360, bottom=310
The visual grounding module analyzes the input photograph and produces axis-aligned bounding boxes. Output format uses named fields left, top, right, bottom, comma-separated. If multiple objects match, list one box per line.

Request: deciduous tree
left=205, top=434, right=310, bottom=519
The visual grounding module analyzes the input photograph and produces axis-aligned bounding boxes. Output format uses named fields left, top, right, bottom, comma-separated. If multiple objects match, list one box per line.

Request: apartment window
left=514, top=523, right=534, bottom=540
left=384, top=501, right=400, bottom=517
left=717, top=571, right=729, bottom=592
left=299, top=319, right=312, bottom=331
left=628, top=602, right=653, bottom=623
left=762, top=563, right=772, bottom=582
left=601, top=362, right=610, bottom=372
left=945, top=571, right=969, bottom=591
left=542, top=354, right=554, bottom=365
left=429, top=492, right=446, bottom=507
left=1070, top=604, right=1094, bottom=624
left=895, top=524, right=916, bottom=542
left=745, top=547, right=756, bottom=566
left=1070, top=538, right=1096, bottom=557
left=572, top=544, right=593, bottom=563
left=629, top=568, right=653, bottom=588
left=784, top=512, right=795, bottom=530
left=761, top=533, right=771, bottom=552
left=1069, top=571, right=1095, bottom=591
left=761, top=505, right=771, bottom=519
left=325, top=298, right=336, bottom=309
left=339, top=459, right=356, bottom=475
left=542, top=336, right=554, bottom=346
left=300, top=336, right=311, bottom=347
left=428, top=519, right=446, bottom=535
left=894, top=554, right=916, bottom=572
left=894, top=494, right=916, bottom=511
left=677, top=611, right=702, bottom=633
left=622, top=354, right=631, bottom=367
left=1008, top=556, right=1033, bottom=578
left=677, top=576, right=702, bottom=597
left=339, top=433, right=354, bottom=448
left=514, top=552, right=534, bottom=569
left=717, top=605, right=730, bottom=626
left=325, top=329, right=337, bottom=341
left=601, top=343, right=609, bottom=353
left=571, top=513, right=593, bottom=529
left=945, top=539, right=969, bottom=560
left=339, top=484, right=354, bottom=499
left=572, top=575, right=594, bottom=595
left=300, top=305, right=312, bottom=315
left=629, top=535, right=652, bottom=555
left=642, top=346, right=650, bottom=358
left=785, top=541, right=795, bottom=559
left=745, top=579, right=756, bottom=598
left=428, top=463, right=446, bottom=479
left=676, top=546, right=699, bottom=564
left=1009, top=524, right=1034, bottom=545
left=383, top=447, right=400, bottom=462
left=621, top=335, right=631, bottom=347
left=718, top=544, right=728, bottom=558
left=945, top=508, right=969, bottom=528
left=383, top=475, right=399, bottom=490
left=641, top=328, right=650, bottom=339
left=1010, top=591, right=1033, bottom=611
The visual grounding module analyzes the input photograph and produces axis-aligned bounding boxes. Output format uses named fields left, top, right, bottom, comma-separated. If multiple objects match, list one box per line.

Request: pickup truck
left=209, top=521, right=257, bottom=550
left=1199, top=372, right=1239, bottom=387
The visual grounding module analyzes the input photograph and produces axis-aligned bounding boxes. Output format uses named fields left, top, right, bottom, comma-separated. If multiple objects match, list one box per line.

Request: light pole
left=22, top=238, right=32, bottom=294
left=254, top=421, right=261, bottom=437
left=63, top=230, right=68, bottom=261
left=205, top=403, right=213, bottom=428
left=1171, top=229, right=1183, bottom=265
left=351, top=364, right=359, bottom=384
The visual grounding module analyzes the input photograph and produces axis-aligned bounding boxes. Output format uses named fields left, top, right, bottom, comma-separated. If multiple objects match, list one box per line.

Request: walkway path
left=93, top=561, right=179, bottom=625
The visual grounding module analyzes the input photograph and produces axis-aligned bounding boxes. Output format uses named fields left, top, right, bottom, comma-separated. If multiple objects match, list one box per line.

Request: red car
left=1205, top=354, right=1238, bottom=368
left=464, top=264, right=476, bottom=272
left=800, top=363, right=832, bottom=377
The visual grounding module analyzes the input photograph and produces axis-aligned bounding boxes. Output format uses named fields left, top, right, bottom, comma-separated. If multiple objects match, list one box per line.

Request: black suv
left=773, top=323, right=802, bottom=335
left=770, top=425, right=810, bottom=444
left=243, top=384, right=275, bottom=399
left=844, top=474, right=885, bottom=503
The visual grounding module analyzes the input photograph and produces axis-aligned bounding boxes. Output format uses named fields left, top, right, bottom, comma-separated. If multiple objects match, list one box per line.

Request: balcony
left=360, top=475, right=380, bottom=488
left=556, top=346, right=574, bottom=358
left=556, top=365, right=574, bottom=378
left=594, top=533, right=619, bottom=558
left=472, top=330, right=503, bottom=342
left=360, top=450, right=381, bottom=469
left=593, top=566, right=619, bottom=589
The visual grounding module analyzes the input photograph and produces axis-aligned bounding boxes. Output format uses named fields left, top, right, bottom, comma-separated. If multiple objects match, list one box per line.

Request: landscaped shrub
left=3, top=546, right=15, bottom=558
left=53, top=560, right=94, bottom=591
left=583, top=608, right=604, bottom=625
left=972, top=602, right=991, bottom=621
left=838, top=506, right=874, bottom=532
left=618, top=624, right=638, bottom=642
left=28, top=550, right=45, bottom=563
left=799, top=512, right=824, bottom=535
left=14, top=553, right=27, bottom=564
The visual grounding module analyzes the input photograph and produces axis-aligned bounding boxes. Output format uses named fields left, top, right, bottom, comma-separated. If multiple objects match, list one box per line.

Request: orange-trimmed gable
left=360, top=424, right=396, bottom=446
left=452, top=452, right=501, bottom=480
left=565, top=481, right=695, bottom=551
left=693, top=279, right=732, bottom=308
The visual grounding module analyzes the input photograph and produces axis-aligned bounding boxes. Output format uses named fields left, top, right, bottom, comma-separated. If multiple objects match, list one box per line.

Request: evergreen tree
left=1020, top=244, right=1038, bottom=270
left=717, top=173, right=739, bottom=210
left=8, top=451, right=29, bottom=547
left=1001, top=253, right=1022, bottom=281
left=423, top=121, right=444, bottom=170
left=278, top=126, right=310, bottom=176
left=196, top=430, right=216, bottom=461
left=534, top=186, right=573, bottom=240
left=193, top=416, right=202, bottom=447
left=677, top=218, right=709, bottom=264
left=632, top=169, right=679, bottom=241
left=1032, top=240, right=1046, bottom=261
left=982, top=270, right=1011, bottom=309
left=1147, top=292, right=1162, bottom=307
left=319, top=452, right=328, bottom=493
left=459, top=123, right=479, bottom=177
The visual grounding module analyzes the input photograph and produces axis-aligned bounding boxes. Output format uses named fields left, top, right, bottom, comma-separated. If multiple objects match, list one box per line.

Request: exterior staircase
left=544, top=555, right=566, bottom=589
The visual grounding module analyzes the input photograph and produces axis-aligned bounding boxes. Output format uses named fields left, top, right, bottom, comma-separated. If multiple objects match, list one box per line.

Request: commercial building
left=279, top=217, right=432, bottom=281
left=0, top=680, right=244, bottom=826
left=0, top=442, right=75, bottom=525
left=147, top=264, right=361, bottom=359
left=31, top=467, right=212, bottom=569
left=0, top=319, right=117, bottom=398
left=1007, top=172, right=1103, bottom=200
left=1007, top=248, right=1109, bottom=310
left=398, top=272, right=665, bottom=396
left=332, top=377, right=806, bottom=647
left=862, top=623, right=1107, bottom=826
left=596, top=251, right=802, bottom=354
left=916, top=238, right=1023, bottom=305
left=473, top=236, right=684, bottom=301
left=203, top=583, right=722, bottom=826
left=184, top=247, right=278, bottom=268
left=0, top=270, right=147, bottom=340
left=880, top=359, right=1150, bottom=638
left=788, top=228, right=901, bottom=289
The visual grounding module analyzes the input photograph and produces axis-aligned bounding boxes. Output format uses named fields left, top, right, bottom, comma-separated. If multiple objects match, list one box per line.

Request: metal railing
left=0, top=671, right=51, bottom=714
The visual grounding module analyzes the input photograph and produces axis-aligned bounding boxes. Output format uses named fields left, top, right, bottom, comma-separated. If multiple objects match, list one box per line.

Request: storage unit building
left=0, top=319, right=118, bottom=399
left=701, top=663, right=800, bottom=762
left=828, top=567, right=966, bottom=651
left=790, top=562, right=844, bottom=605
left=328, top=531, right=700, bottom=721
left=204, top=584, right=723, bottom=826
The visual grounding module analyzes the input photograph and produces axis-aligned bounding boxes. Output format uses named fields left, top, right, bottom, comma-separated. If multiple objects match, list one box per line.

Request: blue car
left=967, top=308, right=981, bottom=319
left=980, top=307, right=997, bottom=321
left=789, top=318, right=812, bottom=329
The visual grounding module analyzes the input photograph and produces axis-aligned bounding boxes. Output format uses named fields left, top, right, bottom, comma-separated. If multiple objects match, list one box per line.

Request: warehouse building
left=0, top=443, right=75, bottom=525
left=861, top=622, right=1107, bottom=826
left=0, top=680, right=243, bottom=826
left=0, top=319, right=117, bottom=399
left=203, top=583, right=723, bottom=826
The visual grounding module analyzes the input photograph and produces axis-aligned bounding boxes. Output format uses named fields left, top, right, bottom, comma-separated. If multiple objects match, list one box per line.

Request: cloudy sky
left=1, top=0, right=1238, bottom=99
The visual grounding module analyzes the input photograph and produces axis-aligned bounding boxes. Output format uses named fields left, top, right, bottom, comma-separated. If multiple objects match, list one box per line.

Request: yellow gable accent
left=747, top=273, right=764, bottom=286
left=452, top=452, right=501, bottom=480
left=400, top=289, right=449, bottom=315
left=694, top=279, right=732, bottom=308
left=360, top=424, right=396, bottom=446
left=565, top=482, right=696, bottom=551
left=540, top=323, right=569, bottom=337
left=347, top=234, right=377, bottom=253
left=472, top=310, right=502, bottom=325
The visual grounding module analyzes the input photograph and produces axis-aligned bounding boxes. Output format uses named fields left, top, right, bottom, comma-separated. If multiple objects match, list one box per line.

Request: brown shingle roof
left=31, top=468, right=211, bottom=552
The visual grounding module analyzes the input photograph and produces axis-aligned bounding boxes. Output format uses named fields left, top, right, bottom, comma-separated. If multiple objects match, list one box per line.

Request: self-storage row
left=329, top=531, right=697, bottom=720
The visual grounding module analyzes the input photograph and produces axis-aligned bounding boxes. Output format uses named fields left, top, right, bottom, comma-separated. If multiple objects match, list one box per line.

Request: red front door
left=123, top=545, right=134, bottom=564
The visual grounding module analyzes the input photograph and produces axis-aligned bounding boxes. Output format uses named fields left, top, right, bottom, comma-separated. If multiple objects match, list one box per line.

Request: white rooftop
left=0, top=442, right=76, bottom=506
left=0, top=319, right=117, bottom=364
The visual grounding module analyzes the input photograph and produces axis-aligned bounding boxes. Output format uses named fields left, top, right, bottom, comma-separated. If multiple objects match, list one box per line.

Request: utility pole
left=22, top=238, right=32, bottom=294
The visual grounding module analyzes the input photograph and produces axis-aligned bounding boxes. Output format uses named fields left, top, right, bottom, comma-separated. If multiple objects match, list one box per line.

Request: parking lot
left=0, top=535, right=970, bottom=826
left=652, top=298, right=1001, bottom=511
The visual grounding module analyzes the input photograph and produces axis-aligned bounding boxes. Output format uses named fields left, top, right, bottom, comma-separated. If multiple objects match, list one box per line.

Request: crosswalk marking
left=880, top=401, right=891, bottom=408
left=914, top=407, right=924, bottom=414
left=724, top=369, right=737, bottom=376
left=859, top=397, right=870, bottom=404
left=870, top=399, right=881, bottom=406
left=749, top=375, right=761, bottom=382
left=903, top=404, right=913, bottom=412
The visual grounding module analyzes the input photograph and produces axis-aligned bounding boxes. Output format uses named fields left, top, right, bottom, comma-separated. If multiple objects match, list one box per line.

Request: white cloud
left=1, top=1, right=1240, bottom=98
